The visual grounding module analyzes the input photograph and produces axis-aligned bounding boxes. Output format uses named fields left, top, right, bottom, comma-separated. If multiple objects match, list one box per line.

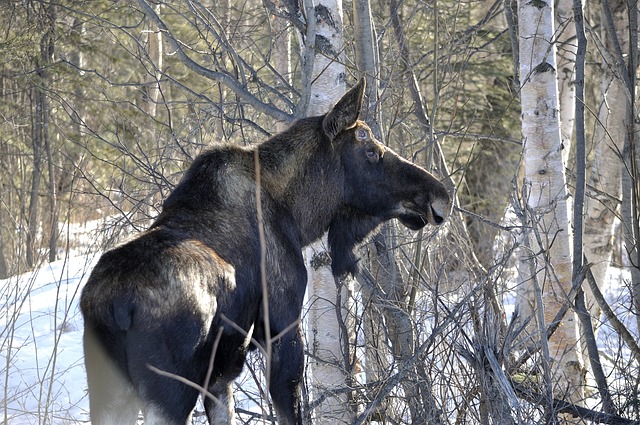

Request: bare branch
left=136, top=0, right=294, bottom=123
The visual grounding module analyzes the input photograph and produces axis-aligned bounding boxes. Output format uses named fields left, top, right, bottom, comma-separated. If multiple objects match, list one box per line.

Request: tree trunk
left=272, top=0, right=292, bottom=133
left=0, top=185, right=8, bottom=277
left=44, top=2, right=57, bottom=264
left=27, top=87, right=44, bottom=269
left=555, top=0, right=578, bottom=164
left=631, top=6, right=640, bottom=359
left=355, top=0, right=445, bottom=421
left=45, top=90, right=57, bottom=263
left=26, top=1, right=57, bottom=268
left=302, top=0, right=353, bottom=422
left=614, top=0, right=640, bottom=351
left=584, top=0, right=630, bottom=327
left=352, top=0, right=388, bottom=420
left=142, top=2, right=162, bottom=118
left=517, top=0, right=584, bottom=417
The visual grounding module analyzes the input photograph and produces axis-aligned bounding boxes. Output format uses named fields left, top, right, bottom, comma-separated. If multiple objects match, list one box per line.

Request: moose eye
left=365, top=148, right=379, bottom=163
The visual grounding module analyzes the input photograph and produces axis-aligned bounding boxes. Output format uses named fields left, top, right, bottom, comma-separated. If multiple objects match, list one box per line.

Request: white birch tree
left=517, top=0, right=584, bottom=415
left=270, top=0, right=293, bottom=133
left=555, top=0, right=578, bottom=163
left=583, top=0, right=630, bottom=327
left=301, top=0, right=354, bottom=422
left=141, top=2, right=163, bottom=119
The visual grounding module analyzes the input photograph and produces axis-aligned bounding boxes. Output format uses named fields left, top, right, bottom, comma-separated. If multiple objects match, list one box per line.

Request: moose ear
left=322, top=78, right=366, bottom=141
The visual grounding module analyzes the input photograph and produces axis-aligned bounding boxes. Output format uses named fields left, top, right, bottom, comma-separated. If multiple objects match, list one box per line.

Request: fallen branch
left=513, top=381, right=640, bottom=425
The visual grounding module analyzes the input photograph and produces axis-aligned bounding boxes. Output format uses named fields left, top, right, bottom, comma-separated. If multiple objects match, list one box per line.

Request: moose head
left=320, top=78, right=451, bottom=276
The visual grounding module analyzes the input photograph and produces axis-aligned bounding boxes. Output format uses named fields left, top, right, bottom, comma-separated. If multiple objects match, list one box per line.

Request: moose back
left=80, top=79, right=451, bottom=425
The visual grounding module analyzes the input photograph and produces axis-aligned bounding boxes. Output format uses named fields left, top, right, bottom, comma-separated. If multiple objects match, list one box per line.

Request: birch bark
left=555, top=0, right=578, bottom=163
left=271, top=1, right=292, bottom=133
left=302, top=0, right=354, bottom=422
left=142, top=2, right=162, bottom=118
left=584, top=0, right=630, bottom=324
left=517, top=0, right=584, bottom=414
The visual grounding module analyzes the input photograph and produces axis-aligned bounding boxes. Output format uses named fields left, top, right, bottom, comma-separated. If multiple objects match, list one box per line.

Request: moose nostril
left=432, top=208, right=444, bottom=224
left=431, top=206, right=446, bottom=225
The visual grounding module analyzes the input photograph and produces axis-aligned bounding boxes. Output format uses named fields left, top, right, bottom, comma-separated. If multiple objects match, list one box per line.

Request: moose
left=80, top=78, right=451, bottom=425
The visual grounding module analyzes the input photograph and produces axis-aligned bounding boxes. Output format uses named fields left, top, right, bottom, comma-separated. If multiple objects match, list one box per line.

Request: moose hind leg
left=129, top=346, right=201, bottom=425
left=83, top=328, right=141, bottom=424
left=202, top=335, right=250, bottom=425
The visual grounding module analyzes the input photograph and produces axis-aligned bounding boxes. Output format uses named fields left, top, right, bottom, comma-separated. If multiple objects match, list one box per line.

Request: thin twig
left=147, top=364, right=226, bottom=409
left=455, top=206, right=522, bottom=231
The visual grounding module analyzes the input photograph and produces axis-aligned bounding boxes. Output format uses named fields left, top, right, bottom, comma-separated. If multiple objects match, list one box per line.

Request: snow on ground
left=0, top=217, right=635, bottom=424
left=1, top=253, right=100, bottom=424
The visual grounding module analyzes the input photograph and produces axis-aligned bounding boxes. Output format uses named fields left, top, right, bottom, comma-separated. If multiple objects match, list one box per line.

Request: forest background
left=1, top=0, right=639, bottom=424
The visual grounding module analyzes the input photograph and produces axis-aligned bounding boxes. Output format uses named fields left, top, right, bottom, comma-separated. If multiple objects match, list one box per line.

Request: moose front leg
left=268, top=326, right=304, bottom=425
left=264, top=228, right=307, bottom=424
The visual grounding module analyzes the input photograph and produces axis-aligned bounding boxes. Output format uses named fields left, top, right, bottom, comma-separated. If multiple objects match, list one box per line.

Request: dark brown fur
left=80, top=79, right=450, bottom=425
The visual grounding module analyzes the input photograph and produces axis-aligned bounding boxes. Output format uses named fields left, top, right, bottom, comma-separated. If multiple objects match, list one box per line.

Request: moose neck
left=257, top=117, right=344, bottom=246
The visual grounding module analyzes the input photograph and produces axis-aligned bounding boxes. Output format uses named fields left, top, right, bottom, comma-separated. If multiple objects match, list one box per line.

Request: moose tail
left=112, top=294, right=135, bottom=331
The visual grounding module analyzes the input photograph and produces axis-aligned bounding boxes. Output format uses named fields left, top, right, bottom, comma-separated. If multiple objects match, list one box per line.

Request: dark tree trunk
left=26, top=86, right=43, bottom=269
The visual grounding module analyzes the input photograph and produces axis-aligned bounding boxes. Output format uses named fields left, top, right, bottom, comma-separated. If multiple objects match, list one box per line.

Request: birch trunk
left=555, top=0, right=578, bottom=164
left=302, top=0, right=353, bottom=422
left=271, top=1, right=292, bottom=133
left=632, top=6, right=640, bottom=356
left=615, top=0, right=640, bottom=348
left=517, top=0, right=584, bottom=414
left=584, top=0, right=630, bottom=323
left=143, top=2, right=163, bottom=118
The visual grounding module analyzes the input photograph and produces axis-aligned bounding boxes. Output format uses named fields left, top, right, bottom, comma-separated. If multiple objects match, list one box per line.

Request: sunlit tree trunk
left=584, top=0, right=630, bottom=326
left=555, top=0, right=578, bottom=164
left=142, top=2, right=162, bottom=118
left=0, top=204, right=7, bottom=278
left=0, top=69, right=6, bottom=276
left=136, top=2, right=163, bottom=219
left=631, top=10, right=640, bottom=355
left=302, top=0, right=353, bottom=422
left=62, top=17, right=86, bottom=217
left=516, top=0, right=584, bottom=416
left=614, top=0, right=640, bottom=347
left=272, top=0, right=292, bottom=133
